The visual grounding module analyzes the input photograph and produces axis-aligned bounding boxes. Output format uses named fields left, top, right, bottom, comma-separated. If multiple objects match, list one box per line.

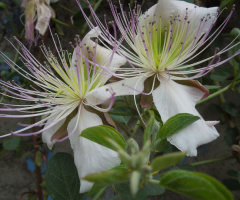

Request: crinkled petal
left=42, top=112, right=66, bottom=150
left=67, top=106, right=120, bottom=193
left=71, top=27, right=126, bottom=84
left=158, top=0, right=217, bottom=34
left=152, top=80, right=219, bottom=156
left=84, top=28, right=126, bottom=72
left=141, top=0, right=218, bottom=36
left=87, top=76, right=147, bottom=103
left=35, top=4, right=52, bottom=35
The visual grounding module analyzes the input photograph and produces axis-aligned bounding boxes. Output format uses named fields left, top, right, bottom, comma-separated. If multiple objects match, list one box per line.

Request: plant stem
left=196, top=84, right=231, bottom=105
left=51, top=17, right=73, bottom=28
left=4, top=10, right=16, bottom=35
left=59, top=4, right=75, bottom=15
left=190, top=156, right=234, bottom=166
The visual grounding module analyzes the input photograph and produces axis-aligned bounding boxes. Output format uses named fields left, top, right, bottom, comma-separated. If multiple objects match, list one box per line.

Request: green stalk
left=4, top=10, right=16, bottom=35
left=196, top=84, right=231, bottom=105
left=190, top=156, right=234, bottom=166
left=51, top=17, right=73, bottom=28
left=59, top=4, right=75, bottom=15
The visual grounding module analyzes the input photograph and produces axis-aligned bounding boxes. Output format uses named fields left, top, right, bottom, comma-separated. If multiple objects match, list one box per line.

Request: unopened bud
left=126, top=138, right=139, bottom=155
left=143, top=165, right=152, bottom=174
left=130, top=171, right=141, bottom=197
left=1, top=71, right=6, bottom=77
left=230, top=28, right=240, bottom=42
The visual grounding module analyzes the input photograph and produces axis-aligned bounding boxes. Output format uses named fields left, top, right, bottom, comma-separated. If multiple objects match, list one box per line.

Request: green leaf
left=110, top=106, right=136, bottom=123
left=144, top=110, right=160, bottom=145
left=153, top=138, right=168, bottom=151
left=227, top=170, right=238, bottom=177
left=223, top=178, right=240, bottom=191
left=224, top=127, right=239, bottom=146
left=45, top=153, right=83, bottom=200
left=220, top=0, right=235, bottom=9
left=210, top=67, right=233, bottom=81
left=83, top=164, right=129, bottom=185
left=80, top=125, right=126, bottom=151
left=158, top=113, right=200, bottom=140
left=160, top=170, right=233, bottom=200
left=3, top=137, right=20, bottom=150
left=151, top=152, right=186, bottom=172
left=0, top=2, right=6, bottom=11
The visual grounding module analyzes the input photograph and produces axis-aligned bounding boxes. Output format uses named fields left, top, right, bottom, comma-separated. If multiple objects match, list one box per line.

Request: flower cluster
left=0, top=0, right=240, bottom=194
left=78, top=0, right=240, bottom=156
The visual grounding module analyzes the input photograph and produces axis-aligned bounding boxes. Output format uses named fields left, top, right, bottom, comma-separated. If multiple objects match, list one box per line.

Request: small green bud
left=1, top=71, right=6, bottom=77
left=35, top=151, right=43, bottom=167
left=130, top=171, right=141, bottom=197
left=0, top=2, right=6, bottom=11
left=126, top=138, right=139, bottom=155
left=230, top=28, right=240, bottom=63
left=230, top=28, right=240, bottom=42
left=143, top=165, right=152, bottom=174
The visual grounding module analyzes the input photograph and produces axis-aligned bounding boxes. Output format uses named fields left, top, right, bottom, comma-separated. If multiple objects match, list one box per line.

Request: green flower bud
left=126, top=138, right=139, bottom=155
left=130, top=171, right=141, bottom=197
left=230, top=28, right=240, bottom=42
left=1, top=71, right=6, bottom=77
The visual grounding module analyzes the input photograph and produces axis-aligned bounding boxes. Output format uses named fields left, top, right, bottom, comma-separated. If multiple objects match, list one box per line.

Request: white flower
left=78, top=0, right=240, bottom=156
left=0, top=29, right=125, bottom=192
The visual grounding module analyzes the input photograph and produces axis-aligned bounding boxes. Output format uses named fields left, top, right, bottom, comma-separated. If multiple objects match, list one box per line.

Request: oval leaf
left=151, top=152, right=186, bottom=172
left=158, top=113, right=200, bottom=140
left=3, top=137, right=20, bottom=150
left=160, top=170, right=233, bottom=200
left=80, top=125, right=126, bottom=151
left=45, top=153, right=83, bottom=200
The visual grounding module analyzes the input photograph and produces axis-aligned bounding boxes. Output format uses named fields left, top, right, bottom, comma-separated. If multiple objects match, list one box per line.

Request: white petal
left=83, top=28, right=126, bottom=71
left=67, top=105, right=120, bottom=193
left=42, top=112, right=66, bottom=150
left=87, top=76, right=147, bottom=102
left=154, top=0, right=218, bottom=35
left=71, top=27, right=126, bottom=82
left=138, top=4, right=157, bottom=26
left=152, top=80, right=219, bottom=156
left=206, top=121, right=219, bottom=127
left=35, top=4, right=52, bottom=35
